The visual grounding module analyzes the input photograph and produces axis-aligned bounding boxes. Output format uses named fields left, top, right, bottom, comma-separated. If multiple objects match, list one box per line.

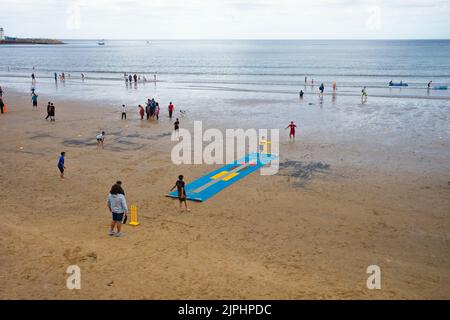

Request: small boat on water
left=98, top=40, right=105, bottom=46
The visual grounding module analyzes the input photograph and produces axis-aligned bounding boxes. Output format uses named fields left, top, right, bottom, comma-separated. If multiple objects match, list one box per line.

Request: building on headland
left=0, top=28, right=5, bottom=40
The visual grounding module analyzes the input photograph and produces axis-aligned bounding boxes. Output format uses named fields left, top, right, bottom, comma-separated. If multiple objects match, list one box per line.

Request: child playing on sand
left=57, top=152, right=66, bottom=180
left=155, top=102, right=160, bottom=120
left=170, top=175, right=190, bottom=212
left=96, top=131, right=105, bottom=148
left=286, top=121, right=297, bottom=141
left=31, top=92, right=38, bottom=110
left=174, top=118, right=180, bottom=138
left=45, top=102, right=51, bottom=120
left=49, top=103, right=55, bottom=121
left=138, top=105, right=145, bottom=120
left=107, top=183, right=128, bottom=237
left=121, top=104, right=126, bottom=120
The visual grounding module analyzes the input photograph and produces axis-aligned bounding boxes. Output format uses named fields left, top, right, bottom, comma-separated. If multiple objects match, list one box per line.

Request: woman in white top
left=107, top=183, right=128, bottom=237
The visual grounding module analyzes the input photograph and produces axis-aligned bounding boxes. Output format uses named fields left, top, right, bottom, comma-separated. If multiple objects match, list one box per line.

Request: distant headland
left=0, top=27, right=64, bottom=45
left=0, top=38, right=65, bottom=45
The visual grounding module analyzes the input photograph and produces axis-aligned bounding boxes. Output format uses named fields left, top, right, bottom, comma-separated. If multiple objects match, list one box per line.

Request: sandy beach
left=0, top=85, right=449, bottom=300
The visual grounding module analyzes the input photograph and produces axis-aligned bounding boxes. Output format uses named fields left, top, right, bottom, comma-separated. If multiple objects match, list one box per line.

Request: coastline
left=0, top=86, right=449, bottom=299
left=0, top=39, right=64, bottom=45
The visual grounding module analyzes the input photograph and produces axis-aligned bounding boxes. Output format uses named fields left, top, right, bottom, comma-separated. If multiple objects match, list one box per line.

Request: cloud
left=0, top=0, right=449, bottom=39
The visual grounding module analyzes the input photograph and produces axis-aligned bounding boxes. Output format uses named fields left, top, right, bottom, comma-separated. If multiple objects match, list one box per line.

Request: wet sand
left=0, top=89, right=449, bottom=299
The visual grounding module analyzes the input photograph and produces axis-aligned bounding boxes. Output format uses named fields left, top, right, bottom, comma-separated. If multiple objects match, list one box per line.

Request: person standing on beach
left=45, top=102, right=51, bottom=120
left=299, top=90, right=304, bottom=99
left=174, top=118, right=180, bottom=138
left=31, top=92, right=38, bottom=110
left=305, top=76, right=307, bottom=85
left=168, top=102, right=174, bottom=119
left=427, top=81, right=432, bottom=89
left=121, top=104, right=127, bottom=120
left=133, top=74, right=138, bottom=83
left=361, top=87, right=368, bottom=103
left=107, top=183, right=128, bottom=237
left=155, top=102, right=160, bottom=120
left=319, top=83, right=325, bottom=97
left=0, top=86, right=3, bottom=98
left=49, top=103, right=55, bottom=121
left=150, top=98, right=156, bottom=118
left=54, top=73, right=57, bottom=82
left=57, top=152, right=66, bottom=180
left=145, top=100, right=151, bottom=120
left=286, top=121, right=297, bottom=141
left=170, top=175, right=189, bottom=212
left=138, top=105, right=145, bottom=120
left=332, top=82, right=337, bottom=92
left=0, top=98, right=5, bottom=114
left=96, top=131, right=105, bottom=149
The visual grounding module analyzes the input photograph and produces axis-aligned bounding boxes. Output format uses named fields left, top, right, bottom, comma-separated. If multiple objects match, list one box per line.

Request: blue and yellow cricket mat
left=167, top=152, right=278, bottom=202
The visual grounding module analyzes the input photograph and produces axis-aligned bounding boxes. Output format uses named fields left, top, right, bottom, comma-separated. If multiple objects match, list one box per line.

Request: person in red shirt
left=168, top=102, right=174, bottom=119
left=286, top=121, right=297, bottom=141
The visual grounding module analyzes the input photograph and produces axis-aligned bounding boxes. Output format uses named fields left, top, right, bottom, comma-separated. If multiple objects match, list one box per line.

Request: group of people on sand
left=143, top=98, right=161, bottom=120
left=125, top=100, right=178, bottom=121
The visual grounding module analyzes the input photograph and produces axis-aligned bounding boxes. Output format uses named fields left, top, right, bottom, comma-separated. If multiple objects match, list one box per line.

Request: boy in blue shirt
left=58, top=152, right=66, bottom=180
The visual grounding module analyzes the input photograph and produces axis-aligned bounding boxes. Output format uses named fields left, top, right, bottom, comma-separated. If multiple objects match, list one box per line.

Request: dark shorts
left=33, top=101, right=37, bottom=106
left=112, top=212, right=124, bottom=222
left=58, top=166, right=64, bottom=173
left=179, top=194, right=187, bottom=202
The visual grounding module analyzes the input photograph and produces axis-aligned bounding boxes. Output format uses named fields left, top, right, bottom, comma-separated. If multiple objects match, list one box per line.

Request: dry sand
left=0, top=90, right=449, bottom=299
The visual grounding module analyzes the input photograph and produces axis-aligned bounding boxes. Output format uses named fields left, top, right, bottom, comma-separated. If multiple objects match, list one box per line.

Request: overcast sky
left=1, top=0, right=450, bottom=39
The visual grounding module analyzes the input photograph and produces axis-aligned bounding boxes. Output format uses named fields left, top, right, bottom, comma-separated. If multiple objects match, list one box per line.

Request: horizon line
left=55, top=38, right=450, bottom=41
